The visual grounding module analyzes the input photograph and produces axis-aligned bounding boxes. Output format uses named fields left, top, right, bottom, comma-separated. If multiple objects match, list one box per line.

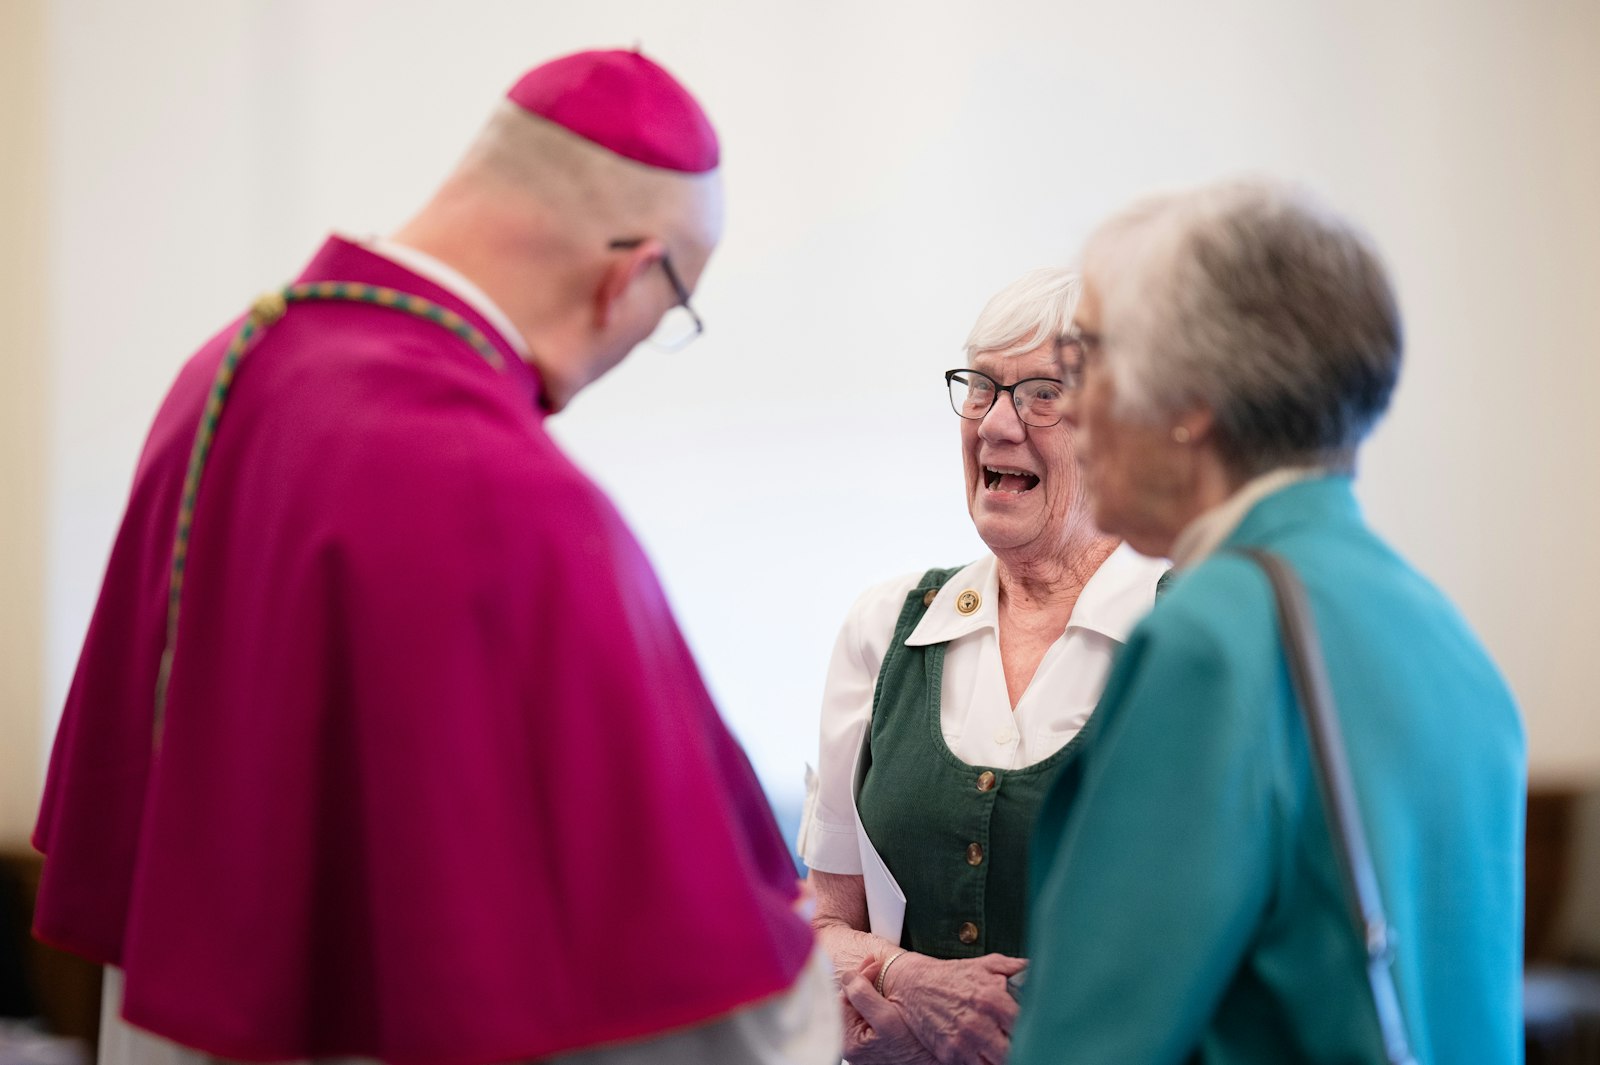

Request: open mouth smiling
left=984, top=466, right=1042, bottom=494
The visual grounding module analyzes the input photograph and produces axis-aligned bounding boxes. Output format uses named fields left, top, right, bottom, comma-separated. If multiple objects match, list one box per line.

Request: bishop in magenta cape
left=33, top=235, right=814, bottom=1064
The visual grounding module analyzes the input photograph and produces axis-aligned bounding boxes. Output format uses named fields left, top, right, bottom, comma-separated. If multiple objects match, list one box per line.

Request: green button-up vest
left=856, top=566, right=1086, bottom=959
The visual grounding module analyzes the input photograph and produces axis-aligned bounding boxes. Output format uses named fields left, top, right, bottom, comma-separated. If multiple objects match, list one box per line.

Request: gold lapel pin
left=956, top=589, right=981, bottom=615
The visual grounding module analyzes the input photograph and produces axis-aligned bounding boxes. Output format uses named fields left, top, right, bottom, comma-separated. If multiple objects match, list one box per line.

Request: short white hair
left=458, top=103, right=723, bottom=253
left=1083, top=179, right=1401, bottom=475
left=963, top=267, right=1081, bottom=360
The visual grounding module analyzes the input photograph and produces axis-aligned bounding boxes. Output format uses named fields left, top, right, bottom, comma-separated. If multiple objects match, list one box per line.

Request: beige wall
left=21, top=1, right=1600, bottom=811
left=41, top=0, right=1600, bottom=803
left=0, top=0, right=48, bottom=846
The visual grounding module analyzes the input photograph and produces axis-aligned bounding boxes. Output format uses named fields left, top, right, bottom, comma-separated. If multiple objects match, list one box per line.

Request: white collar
left=906, top=556, right=999, bottom=647
left=352, top=233, right=531, bottom=359
left=1170, top=466, right=1325, bottom=569
left=906, top=543, right=1164, bottom=648
left=1063, top=542, right=1170, bottom=640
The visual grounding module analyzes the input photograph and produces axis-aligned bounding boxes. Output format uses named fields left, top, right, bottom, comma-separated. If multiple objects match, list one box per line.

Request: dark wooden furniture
left=0, top=849, right=99, bottom=1052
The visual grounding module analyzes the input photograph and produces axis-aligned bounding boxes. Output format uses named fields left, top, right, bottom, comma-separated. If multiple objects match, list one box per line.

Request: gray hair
left=1082, top=179, right=1402, bottom=476
left=963, top=267, right=1082, bottom=360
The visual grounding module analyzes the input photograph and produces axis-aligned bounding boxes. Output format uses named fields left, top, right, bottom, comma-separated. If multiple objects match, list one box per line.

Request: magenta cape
left=34, top=237, right=813, bottom=1064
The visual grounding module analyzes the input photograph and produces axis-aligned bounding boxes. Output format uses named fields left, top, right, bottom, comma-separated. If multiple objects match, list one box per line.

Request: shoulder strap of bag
left=1236, top=547, right=1418, bottom=1065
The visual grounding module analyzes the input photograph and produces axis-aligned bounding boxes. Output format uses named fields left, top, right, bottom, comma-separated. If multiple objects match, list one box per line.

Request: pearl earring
left=1171, top=426, right=1191, bottom=444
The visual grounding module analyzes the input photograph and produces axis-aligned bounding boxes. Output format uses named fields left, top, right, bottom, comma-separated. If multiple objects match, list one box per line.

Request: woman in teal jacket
left=1009, top=180, right=1523, bottom=1064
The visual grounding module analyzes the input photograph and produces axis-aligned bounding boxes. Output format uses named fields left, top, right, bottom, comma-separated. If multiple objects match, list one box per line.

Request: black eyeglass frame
left=608, top=237, right=704, bottom=347
left=944, top=368, right=1068, bottom=428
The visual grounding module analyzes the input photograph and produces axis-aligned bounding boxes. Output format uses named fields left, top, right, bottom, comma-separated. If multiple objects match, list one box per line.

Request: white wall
left=34, top=0, right=1600, bottom=819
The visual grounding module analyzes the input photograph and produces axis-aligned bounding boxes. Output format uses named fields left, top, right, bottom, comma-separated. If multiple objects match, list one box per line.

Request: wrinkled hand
left=840, top=957, right=940, bottom=1064
left=886, top=953, right=1026, bottom=1065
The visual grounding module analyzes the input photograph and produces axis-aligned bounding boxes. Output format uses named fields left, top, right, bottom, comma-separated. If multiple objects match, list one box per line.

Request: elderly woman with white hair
left=798, top=268, right=1167, bottom=1064
left=1009, top=181, right=1524, bottom=1064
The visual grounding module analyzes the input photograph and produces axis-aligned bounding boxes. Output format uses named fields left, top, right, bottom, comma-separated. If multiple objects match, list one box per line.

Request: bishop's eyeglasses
left=608, top=238, right=703, bottom=351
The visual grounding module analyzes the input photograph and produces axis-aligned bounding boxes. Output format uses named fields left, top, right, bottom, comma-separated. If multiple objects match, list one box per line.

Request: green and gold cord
left=151, top=282, right=507, bottom=747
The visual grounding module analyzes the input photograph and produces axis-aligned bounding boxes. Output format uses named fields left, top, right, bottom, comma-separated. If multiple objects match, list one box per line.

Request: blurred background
left=3, top=0, right=1599, bottom=1057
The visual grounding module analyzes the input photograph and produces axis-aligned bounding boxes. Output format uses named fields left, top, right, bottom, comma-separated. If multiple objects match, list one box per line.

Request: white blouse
left=800, top=543, right=1167, bottom=874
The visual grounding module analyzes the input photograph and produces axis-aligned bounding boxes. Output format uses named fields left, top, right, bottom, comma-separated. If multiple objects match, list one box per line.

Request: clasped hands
left=840, top=951, right=1025, bottom=1065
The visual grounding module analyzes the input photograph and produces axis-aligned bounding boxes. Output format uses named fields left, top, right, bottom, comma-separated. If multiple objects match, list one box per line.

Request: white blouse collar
left=906, top=543, right=1164, bottom=648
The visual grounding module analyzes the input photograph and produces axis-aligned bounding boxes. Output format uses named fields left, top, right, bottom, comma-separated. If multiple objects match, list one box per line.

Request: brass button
left=956, top=589, right=981, bottom=615
left=976, top=771, right=997, bottom=792
left=958, top=921, right=979, bottom=945
left=922, top=588, right=937, bottom=607
left=966, top=842, right=984, bottom=866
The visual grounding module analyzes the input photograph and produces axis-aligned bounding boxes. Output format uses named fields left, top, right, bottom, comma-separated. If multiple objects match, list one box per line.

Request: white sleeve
left=798, top=571, right=923, bottom=874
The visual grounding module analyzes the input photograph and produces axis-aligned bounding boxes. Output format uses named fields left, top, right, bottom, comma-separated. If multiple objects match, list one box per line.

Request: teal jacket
left=1011, top=476, right=1524, bottom=1065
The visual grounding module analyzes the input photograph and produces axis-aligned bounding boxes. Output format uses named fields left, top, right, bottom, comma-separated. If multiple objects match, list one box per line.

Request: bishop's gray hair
left=963, top=267, right=1082, bottom=360
left=1083, top=179, right=1402, bottom=476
